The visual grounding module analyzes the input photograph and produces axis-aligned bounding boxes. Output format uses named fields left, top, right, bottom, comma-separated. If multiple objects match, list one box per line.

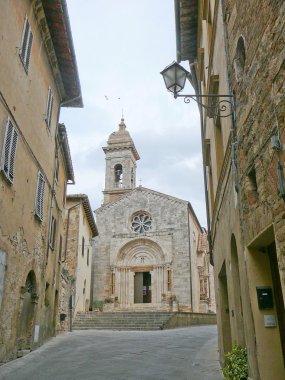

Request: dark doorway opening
left=134, top=272, right=151, bottom=303
left=143, top=272, right=151, bottom=303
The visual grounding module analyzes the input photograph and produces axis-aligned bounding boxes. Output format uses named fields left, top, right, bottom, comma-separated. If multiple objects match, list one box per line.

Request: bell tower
left=102, top=117, right=140, bottom=204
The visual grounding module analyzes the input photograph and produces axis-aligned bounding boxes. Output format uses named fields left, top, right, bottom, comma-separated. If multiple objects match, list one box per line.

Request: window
left=234, top=36, right=246, bottom=82
left=35, top=172, right=45, bottom=221
left=58, top=235, right=62, bottom=263
left=246, top=167, right=259, bottom=205
left=49, top=216, right=56, bottom=249
left=114, top=164, right=123, bottom=188
left=131, top=212, right=152, bottom=233
left=20, top=16, right=33, bottom=72
left=45, top=88, right=54, bottom=128
left=55, top=157, right=59, bottom=182
left=1, top=119, right=18, bottom=183
left=82, top=236, right=85, bottom=257
left=87, top=248, right=90, bottom=266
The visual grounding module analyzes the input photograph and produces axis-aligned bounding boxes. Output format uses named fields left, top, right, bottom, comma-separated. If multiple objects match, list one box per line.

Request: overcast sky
left=60, top=0, right=207, bottom=227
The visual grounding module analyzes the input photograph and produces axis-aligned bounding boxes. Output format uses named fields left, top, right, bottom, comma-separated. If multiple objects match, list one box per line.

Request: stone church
left=93, top=118, right=215, bottom=313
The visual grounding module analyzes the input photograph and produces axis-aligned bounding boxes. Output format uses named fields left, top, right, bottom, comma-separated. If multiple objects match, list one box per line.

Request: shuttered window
left=2, top=119, right=18, bottom=183
left=20, top=16, right=33, bottom=72
left=55, top=156, right=59, bottom=182
left=45, top=88, right=53, bottom=128
left=35, top=172, right=45, bottom=221
left=49, top=216, right=56, bottom=249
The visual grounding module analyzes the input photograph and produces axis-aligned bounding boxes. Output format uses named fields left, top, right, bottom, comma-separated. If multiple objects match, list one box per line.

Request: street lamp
left=160, top=61, right=234, bottom=118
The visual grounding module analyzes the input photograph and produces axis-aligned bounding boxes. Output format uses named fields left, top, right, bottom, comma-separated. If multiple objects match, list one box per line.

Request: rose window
left=131, top=213, right=152, bottom=233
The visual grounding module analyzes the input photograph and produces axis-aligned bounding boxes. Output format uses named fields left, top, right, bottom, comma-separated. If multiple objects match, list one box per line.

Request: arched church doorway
left=113, top=239, right=169, bottom=308
left=17, top=270, right=38, bottom=351
left=134, top=271, right=151, bottom=303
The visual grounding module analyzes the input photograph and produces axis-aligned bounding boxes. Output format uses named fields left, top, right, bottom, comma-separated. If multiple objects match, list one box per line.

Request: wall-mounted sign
left=264, top=315, right=277, bottom=328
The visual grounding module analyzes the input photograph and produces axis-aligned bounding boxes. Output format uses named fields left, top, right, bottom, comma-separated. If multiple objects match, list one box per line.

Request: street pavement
left=0, top=325, right=222, bottom=380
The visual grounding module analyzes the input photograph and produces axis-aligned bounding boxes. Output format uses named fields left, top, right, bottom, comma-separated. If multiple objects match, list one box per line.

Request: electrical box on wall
left=256, top=286, right=274, bottom=309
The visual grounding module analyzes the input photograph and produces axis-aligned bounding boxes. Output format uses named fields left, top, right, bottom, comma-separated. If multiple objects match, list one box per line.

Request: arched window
left=114, top=164, right=123, bottom=188
left=25, top=271, right=36, bottom=294
left=234, top=36, right=246, bottom=82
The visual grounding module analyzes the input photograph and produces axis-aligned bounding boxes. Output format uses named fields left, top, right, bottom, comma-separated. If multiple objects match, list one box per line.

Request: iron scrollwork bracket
left=174, top=94, right=235, bottom=118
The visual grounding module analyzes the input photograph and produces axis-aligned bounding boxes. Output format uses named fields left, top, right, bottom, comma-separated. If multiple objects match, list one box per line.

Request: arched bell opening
left=114, top=164, right=123, bottom=188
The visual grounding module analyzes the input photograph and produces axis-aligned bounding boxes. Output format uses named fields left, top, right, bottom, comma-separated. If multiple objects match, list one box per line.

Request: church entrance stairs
left=72, top=311, right=175, bottom=331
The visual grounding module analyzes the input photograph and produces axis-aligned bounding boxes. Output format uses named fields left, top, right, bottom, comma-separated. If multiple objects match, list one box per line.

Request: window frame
left=20, top=16, right=33, bottom=72
left=1, top=118, right=18, bottom=184
left=49, top=215, right=56, bottom=250
left=45, top=87, right=54, bottom=129
left=35, top=172, right=45, bottom=221
left=82, top=236, right=85, bottom=257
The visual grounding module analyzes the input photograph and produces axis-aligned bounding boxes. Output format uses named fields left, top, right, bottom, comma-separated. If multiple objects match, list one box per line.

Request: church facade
left=93, top=118, right=215, bottom=313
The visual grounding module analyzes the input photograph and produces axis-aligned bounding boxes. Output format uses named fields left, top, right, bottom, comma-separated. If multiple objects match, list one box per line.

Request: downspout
left=189, top=63, right=214, bottom=266
left=187, top=205, right=193, bottom=310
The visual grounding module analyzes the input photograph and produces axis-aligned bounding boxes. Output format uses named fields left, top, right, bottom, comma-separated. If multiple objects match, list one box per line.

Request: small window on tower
left=114, top=164, right=123, bottom=188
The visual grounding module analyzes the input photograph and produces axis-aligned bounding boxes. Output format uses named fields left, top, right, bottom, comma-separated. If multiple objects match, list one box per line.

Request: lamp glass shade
left=160, top=61, right=189, bottom=94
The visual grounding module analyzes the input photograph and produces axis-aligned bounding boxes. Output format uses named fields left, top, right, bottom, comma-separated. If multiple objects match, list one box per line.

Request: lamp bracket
left=174, top=93, right=234, bottom=118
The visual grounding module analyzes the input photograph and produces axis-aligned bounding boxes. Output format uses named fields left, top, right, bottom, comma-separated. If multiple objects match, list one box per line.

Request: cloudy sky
left=60, top=0, right=207, bottom=227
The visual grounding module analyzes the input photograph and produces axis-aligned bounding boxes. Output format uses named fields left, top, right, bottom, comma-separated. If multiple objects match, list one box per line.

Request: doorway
left=17, top=271, right=37, bottom=351
left=134, top=272, right=151, bottom=303
left=218, top=263, right=232, bottom=356
left=268, top=241, right=285, bottom=363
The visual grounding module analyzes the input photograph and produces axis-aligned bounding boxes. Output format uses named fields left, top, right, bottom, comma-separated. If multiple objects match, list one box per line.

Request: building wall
left=195, top=0, right=250, bottom=367
left=223, top=0, right=285, bottom=378
left=0, top=0, right=71, bottom=362
left=179, top=0, right=285, bottom=378
left=62, top=199, right=94, bottom=323
left=74, top=206, right=93, bottom=315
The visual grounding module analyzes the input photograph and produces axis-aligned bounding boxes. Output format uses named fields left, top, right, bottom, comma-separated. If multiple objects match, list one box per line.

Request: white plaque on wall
left=264, top=315, right=277, bottom=328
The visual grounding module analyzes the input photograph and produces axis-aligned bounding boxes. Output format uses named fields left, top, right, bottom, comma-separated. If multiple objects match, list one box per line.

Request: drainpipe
left=188, top=63, right=214, bottom=265
left=187, top=205, right=193, bottom=311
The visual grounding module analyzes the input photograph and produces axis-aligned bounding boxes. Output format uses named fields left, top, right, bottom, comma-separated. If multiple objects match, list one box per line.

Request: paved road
left=0, top=325, right=222, bottom=380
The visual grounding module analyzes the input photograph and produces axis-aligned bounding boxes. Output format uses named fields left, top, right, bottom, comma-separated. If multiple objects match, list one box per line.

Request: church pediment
left=97, top=186, right=188, bottom=215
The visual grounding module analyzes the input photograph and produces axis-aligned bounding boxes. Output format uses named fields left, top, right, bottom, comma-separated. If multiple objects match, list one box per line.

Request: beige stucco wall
left=0, top=0, right=70, bottom=362
left=63, top=200, right=94, bottom=321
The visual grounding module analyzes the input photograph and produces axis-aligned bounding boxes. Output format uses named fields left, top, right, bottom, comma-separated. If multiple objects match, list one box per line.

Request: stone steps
left=72, top=311, right=175, bottom=331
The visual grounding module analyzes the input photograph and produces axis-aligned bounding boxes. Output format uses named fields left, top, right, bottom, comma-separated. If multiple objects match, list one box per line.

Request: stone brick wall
left=225, top=0, right=285, bottom=283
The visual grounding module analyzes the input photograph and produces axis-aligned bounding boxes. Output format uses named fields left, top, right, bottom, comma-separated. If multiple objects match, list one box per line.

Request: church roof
left=103, top=118, right=140, bottom=160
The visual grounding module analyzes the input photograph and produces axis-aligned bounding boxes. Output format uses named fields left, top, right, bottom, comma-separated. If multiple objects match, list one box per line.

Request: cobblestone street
left=0, top=326, right=221, bottom=380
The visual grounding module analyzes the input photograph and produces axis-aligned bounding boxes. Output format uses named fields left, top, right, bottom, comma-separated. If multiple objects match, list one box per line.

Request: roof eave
left=58, top=123, right=75, bottom=183
left=67, top=194, right=98, bottom=237
left=36, top=0, right=83, bottom=108
left=174, top=0, right=198, bottom=63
